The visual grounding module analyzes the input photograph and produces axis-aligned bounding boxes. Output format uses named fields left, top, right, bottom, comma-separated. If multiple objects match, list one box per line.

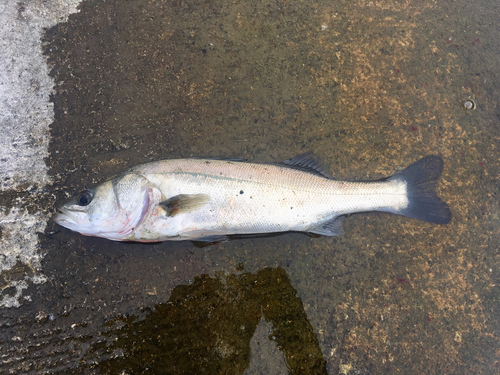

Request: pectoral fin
left=159, top=194, right=210, bottom=217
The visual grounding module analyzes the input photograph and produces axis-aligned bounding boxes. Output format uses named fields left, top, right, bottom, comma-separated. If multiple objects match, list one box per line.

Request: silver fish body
left=54, top=153, right=451, bottom=242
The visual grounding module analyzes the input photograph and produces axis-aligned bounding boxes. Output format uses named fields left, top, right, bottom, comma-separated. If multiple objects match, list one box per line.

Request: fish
left=54, top=153, right=451, bottom=243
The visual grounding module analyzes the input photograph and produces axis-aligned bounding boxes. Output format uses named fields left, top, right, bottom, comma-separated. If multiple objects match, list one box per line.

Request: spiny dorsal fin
left=159, top=194, right=210, bottom=217
left=281, top=152, right=333, bottom=178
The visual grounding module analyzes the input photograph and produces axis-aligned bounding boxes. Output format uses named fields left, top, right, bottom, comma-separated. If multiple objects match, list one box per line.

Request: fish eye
left=77, top=190, right=93, bottom=206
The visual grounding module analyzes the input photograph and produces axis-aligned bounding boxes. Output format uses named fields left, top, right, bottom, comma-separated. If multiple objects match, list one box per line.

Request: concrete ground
left=1, top=0, right=499, bottom=373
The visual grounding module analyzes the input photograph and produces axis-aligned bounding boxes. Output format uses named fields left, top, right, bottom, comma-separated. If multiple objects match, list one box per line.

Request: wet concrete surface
left=1, top=0, right=500, bottom=373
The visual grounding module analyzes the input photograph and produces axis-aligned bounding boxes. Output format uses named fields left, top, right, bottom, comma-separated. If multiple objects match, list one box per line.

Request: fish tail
left=388, top=155, right=451, bottom=224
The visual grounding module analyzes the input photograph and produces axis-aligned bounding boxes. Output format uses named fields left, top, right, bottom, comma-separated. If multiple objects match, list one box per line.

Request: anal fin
left=308, top=216, right=345, bottom=236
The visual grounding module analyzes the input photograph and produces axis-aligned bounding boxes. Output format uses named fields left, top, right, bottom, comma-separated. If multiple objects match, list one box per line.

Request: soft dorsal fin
left=281, top=152, right=333, bottom=178
left=159, top=194, right=210, bottom=217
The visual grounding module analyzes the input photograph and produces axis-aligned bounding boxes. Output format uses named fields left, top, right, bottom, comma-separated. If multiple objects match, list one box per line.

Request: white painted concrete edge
left=0, top=0, right=82, bottom=307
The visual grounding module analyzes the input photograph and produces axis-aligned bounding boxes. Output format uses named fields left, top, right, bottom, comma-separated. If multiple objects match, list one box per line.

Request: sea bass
left=54, top=153, right=451, bottom=243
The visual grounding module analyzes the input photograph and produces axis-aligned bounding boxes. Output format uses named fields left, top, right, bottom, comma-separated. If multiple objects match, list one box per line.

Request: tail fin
left=388, top=155, right=451, bottom=224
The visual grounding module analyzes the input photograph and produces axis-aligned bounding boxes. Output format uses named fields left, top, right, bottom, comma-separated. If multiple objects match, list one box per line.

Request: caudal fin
left=388, top=155, right=451, bottom=224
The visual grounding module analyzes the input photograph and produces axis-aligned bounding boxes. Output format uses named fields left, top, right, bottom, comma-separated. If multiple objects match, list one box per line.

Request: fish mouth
left=54, top=209, right=99, bottom=238
left=53, top=208, right=81, bottom=231
left=54, top=207, right=70, bottom=224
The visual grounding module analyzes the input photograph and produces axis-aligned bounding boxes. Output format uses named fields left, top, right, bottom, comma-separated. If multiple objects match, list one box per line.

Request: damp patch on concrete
left=84, top=268, right=325, bottom=374
left=0, top=0, right=81, bottom=307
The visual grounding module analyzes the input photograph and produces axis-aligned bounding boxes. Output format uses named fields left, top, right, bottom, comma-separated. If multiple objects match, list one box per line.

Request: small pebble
left=464, top=99, right=475, bottom=110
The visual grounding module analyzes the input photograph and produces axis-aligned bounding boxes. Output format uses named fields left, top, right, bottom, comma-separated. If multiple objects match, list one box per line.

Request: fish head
left=54, top=173, right=156, bottom=241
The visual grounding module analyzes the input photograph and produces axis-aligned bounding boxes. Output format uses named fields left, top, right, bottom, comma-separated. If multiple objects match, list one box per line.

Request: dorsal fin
left=281, top=152, right=333, bottom=178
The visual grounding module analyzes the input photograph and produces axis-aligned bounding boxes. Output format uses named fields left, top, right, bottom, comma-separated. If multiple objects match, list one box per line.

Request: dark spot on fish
left=239, top=190, right=244, bottom=194
left=205, top=161, right=210, bottom=164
